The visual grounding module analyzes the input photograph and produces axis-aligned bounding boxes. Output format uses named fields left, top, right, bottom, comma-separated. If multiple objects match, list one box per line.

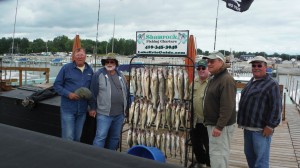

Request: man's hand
left=263, top=126, right=273, bottom=137
left=88, top=110, right=97, bottom=118
left=68, top=92, right=80, bottom=100
left=212, top=127, right=222, bottom=137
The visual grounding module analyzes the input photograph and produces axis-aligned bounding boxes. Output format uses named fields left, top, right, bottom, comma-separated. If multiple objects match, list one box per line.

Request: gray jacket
left=89, top=68, right=128, bottom=116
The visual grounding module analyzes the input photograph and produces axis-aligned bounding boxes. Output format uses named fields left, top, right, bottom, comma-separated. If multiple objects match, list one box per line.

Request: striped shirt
left=237, top=75, right=282, bottom=129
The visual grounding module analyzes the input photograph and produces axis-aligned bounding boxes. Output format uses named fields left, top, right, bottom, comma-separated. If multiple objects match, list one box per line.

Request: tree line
left=0, top=36, right=298, bottom=60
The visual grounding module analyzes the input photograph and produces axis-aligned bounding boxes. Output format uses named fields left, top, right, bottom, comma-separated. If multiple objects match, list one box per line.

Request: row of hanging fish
left=127, top=98, right=189, bottom=131
left=127, top=128, right=187, bottom=164
left=130, top=66, right=191, bottom=108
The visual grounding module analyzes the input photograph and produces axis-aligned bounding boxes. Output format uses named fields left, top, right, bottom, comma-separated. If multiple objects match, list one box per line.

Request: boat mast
left=111, top=16, right=115, bottom=54
left=94, top=0, right=101, bottom=71
left=11, top=0, right=19, bottom=55
left=213, top=0, right=220, bottom=51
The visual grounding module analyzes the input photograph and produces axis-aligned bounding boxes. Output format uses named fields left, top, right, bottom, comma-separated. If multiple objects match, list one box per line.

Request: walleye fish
left=171, top=102, right=177, bottom=128
left=127, top=126, right=133, bottom=148
left=132, top=128, right=138, bottom=146
left=140, top=99, right=148, bottom=129
left=150, top=68, right=158, bottom=108
left=175, top=132, right=181, bottom=158
left=161, top=132, right=166, bottom=156
left=156, top=132, right=161, bottom=149
left=162, top=67, right=169, bottom=99
left=171, top=132, right=176, bottom=158
left=146, top=129, right=151, bottom=146
left=158, top=68, right=166, bottom=107
left=180, top=103, right=186, bottom=129
left=141, top=130, right=146, bottom=146
left=136, top=68, right=142, bottom=97
left=130, top=67, right=137, bottom=97
left=133, top=99, right=140, bottom=128
left=183, top=69, right=190, bottom=100
left=180, top=134, right=187, bottom=165
left=166, top=131, right=172, bottom=158
left=165, top=102, right=172, bottom=131
left=173, top=67, right=178, bottom=99
left=167, top=68, right=174, bottom=103
left=177, top=67, right=184, bottom=100
left=161, top=104, right=166, bottom=129
left=128, top=101, right=135, bottom=124
left=143, top=67, right=151, bottom=99
left=146, top=102, right=153, bottom=127
left=155, top=103, right=162, bottom=130
left=150, top=129, right=156, bottom=147
left=175, top=103, right=181, bottom=132
left=137, top=129, right=141, bottom=145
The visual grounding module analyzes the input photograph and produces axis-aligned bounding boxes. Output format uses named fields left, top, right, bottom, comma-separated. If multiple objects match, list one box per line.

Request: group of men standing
left=53, top=48, right=282, bottom=168
left=192, top=52, right=282, bottom=168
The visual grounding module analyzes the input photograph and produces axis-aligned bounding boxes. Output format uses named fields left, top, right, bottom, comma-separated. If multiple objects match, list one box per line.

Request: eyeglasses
left=207, top=59, right=217, bottom=64
left=197, top=66, right=206, bottom=71
left=105, top=60, right=115, bottom=64
left=252, top=64, right=263, bottom=68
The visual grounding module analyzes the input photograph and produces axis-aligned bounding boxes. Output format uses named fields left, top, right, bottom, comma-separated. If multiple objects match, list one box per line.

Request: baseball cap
left=196, top=60, right=207, bottom=67
left=203, top=51, right=225, bottom=62
left=249, top=56, right=267, bottom=64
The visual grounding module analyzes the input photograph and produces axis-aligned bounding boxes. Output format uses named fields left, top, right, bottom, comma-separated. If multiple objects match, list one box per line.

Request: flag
left=222, top=0, right=254, bottom=12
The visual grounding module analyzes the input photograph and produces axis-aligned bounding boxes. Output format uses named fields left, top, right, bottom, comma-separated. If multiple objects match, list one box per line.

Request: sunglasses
left=105, top=60, right=115, bottom=64
left=252, top=64, right=263, bottom=68
left=197, top=66, right=206, bottom=71
left=207, top=59, right=217, bottom=64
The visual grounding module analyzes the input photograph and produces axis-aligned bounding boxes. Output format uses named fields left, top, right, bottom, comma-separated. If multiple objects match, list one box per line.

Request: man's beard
left=105, top=65, right=116, bottom=71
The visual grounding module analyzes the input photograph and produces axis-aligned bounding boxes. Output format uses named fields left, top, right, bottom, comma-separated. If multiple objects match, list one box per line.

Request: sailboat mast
left=94, top=0, right=101, bottom=71
left=112, top=16, right=115, bottom=54
left=213, top=0, right=220, bottom=51
left=11, top=0, right=19, bottom=55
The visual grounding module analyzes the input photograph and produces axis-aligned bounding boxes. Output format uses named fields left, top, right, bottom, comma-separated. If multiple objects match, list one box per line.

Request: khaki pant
left=207, top=124, right=235, bottom=168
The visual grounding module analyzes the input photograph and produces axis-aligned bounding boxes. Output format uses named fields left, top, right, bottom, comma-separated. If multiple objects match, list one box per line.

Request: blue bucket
left=127, top=145, right=166, bottom=163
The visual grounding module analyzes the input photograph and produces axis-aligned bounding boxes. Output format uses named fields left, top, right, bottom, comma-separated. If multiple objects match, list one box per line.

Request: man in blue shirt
left=54, top=47, right=93, bottom=141
left=238, top=56, right=282, bottom=168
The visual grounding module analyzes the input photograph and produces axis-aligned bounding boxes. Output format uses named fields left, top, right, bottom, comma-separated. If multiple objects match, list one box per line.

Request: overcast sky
left=1, top=0, right=299, bottom=55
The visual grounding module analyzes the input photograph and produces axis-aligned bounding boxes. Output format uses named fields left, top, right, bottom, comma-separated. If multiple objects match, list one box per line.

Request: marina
left=1, top=55, right=300, bottom=167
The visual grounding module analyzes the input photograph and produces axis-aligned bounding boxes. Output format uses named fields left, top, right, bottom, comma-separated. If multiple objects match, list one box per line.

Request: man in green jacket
left=203, top=51, right=236, bottom=168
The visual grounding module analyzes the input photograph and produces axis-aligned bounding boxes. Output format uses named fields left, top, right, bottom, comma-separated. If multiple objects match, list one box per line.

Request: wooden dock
left=120, top=96, right=300, bottom=167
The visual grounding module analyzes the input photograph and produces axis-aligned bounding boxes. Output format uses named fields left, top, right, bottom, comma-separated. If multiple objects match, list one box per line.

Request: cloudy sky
left=1, top=0, right=299, bottom=55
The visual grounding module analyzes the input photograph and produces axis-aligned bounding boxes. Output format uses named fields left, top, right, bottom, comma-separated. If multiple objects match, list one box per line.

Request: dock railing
left=0, top=66, right=50, bottom=88
left=286, top=75, right=300, bottom=111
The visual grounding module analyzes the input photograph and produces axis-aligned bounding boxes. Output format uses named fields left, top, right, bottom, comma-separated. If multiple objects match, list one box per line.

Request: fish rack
left=122, top=54, right=195, bottom=167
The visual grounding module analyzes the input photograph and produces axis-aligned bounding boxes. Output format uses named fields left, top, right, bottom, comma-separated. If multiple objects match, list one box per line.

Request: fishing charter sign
left=136, top=30, right=189, bottom=56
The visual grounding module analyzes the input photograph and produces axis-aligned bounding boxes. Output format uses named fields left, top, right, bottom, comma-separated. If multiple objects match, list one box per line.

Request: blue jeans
left=60, top=110, right=86, bottom=142
left=244, top=129, right=272, bottom=168
left=93, top=113, right=124, bottom=150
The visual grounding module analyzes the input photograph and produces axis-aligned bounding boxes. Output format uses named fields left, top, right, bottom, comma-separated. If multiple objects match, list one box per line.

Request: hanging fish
left=143, top=67, right=151, bottom=99
left=150, top=67, right=158, bottom=108
left=146, top=102, right=154, bottom=127
left=166, top=131, right=172, bottom=158
left=150, top=129, right=156, bottom=147
left=180, top=103, right=186, bottom=129
left=130, top=67, right=137, bottom=97
left=146, top=129, right=151, bottom=147
left=140, top=99, right=148, bottom=129
left=137, top=129, right=141, bottom=145
left=155, top=102, right=162, bottom=130
left=127, top=126, right=133, bottom=148
left=171, top=132, right=176, bottom=158
left=165, top=102, right=172, bottom=131
left=175, top=132, right=181, bottom=158
left=161, top=132, right=166, bottom=157
left=173, top=67, right=178, bottom=99
left=158, top=68, right=166, bottom=107
left=180, top=134, right=187, bottom=165
left=128, top=100, right=135, bottom=124
left=183, top=69, right=190, bottom=100
left=133, top=99, right=140, bottom=128
left=175, top=103, right=181, bottom=132
left=141, top=130, right=146, bottom=146
left=167, top=68, right=174, bottom=103
left=177, top=67, right=184, bottom=100
left=156, top=132, right=161, bottom=149
left=136, top=68, right=142, bottom=97
left=132, top=128, right=138, bottom=146
left=171, top=102, right=177, bottom=128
